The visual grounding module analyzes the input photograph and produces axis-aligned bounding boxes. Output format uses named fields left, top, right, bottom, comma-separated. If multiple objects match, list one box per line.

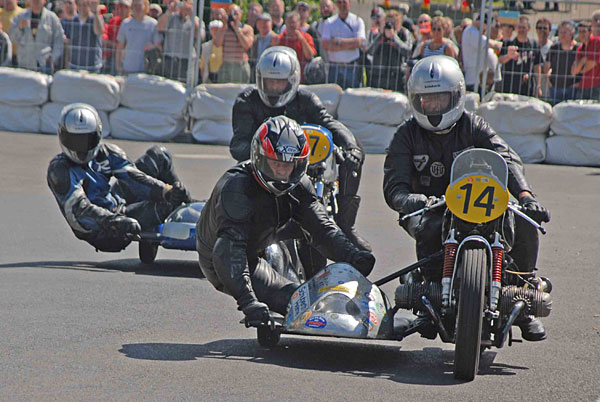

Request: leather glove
left=242, top=300, right=270, bottom=326
left=350, top=250, right=376, bottom=277
left=519, top=195, right=551, bottom=223
left=343, top=148, right=363, bottom=173
left=105, top=215, right=141, bottom=237
left=401, top=193, right=428, bottom=214
left=164, top=181, right=191, bottom=205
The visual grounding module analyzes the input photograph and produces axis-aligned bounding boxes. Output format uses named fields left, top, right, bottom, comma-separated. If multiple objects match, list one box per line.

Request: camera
left=228, top=14, right=235, bottom=25
left=384, top=21, right=394, bottom=30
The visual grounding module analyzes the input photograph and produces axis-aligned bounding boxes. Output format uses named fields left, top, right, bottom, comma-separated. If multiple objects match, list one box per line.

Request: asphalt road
left=1, top=131, right=599, bottom=401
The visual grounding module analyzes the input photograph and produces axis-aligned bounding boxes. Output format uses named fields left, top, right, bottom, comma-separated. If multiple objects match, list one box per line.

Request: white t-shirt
left=117, top=16, right=161, bottom=73
left=461, top=24, right=491, bottom=85
left=321, top=12, right=365, bottom=63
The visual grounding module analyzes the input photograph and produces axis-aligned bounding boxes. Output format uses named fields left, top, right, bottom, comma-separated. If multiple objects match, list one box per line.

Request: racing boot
left=335, top=195, right=372, bottom=252
left=413, top=310, right=438, bottom=340
left=515, top=315, right=547, bottom=341
left=392, top=316, right=414, bottom=340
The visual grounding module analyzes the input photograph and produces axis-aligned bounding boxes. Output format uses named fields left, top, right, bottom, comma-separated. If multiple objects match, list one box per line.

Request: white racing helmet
left=58, top=103, right=103, bottom=164
left=407, top=55, right=466, bottom=132
left=256, top=46, right=301, bottom=108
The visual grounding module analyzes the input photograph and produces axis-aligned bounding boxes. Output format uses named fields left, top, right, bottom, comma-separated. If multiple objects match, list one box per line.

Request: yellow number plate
left=305, top=127, right=332, bottom=165
left=445, top=174, right=509, bottom=223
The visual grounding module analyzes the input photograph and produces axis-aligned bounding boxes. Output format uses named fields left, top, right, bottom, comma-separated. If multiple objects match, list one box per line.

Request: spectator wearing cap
left=310, top=0, right=335, bottom=60
left=543, top=20, right=578, bottom=105
left=116, top=0, right=162, bottom=74
left=102, top=0, right=130, bottom=73
left=250, top=12, right=275, bottom=77
left=200, top=19, right=223, bottom=83
left=246, top=2, right=262, bottom=33
left=572, top=21, right=600, bottom=100
left=366, top=9, right=410, bottom=92
left=499, top=15, right=543, bottom=97
left=461, top=12, right=503, bottom=92
left=272, top=10, right=316, bottom=83
left=149, top=3, right=162, bottom=19
left=62, top=0, right=104, bottom=72
left=212, top=4, right=253, bottom=83
left=321, top=0, right=366, bottom=89
left=418, top=16, right=457, bottom=59
left=157, top=0, right=202, bottom=81
left=10, top=0, right=64, bottom=73
left=268, top=0, right=285, bottom=34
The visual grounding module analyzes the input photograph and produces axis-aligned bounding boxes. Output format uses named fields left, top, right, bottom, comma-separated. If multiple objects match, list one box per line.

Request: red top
left=277, top=30, right=316, bottom=83
left=103, top=16, right=124, bottom=58
left=576, top=35, right=600, bottom=89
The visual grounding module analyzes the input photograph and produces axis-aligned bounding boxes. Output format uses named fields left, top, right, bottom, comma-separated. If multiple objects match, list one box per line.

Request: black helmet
left=58, top=103, right=102, bottom=164
left=250, top=116, right=310, bottom=196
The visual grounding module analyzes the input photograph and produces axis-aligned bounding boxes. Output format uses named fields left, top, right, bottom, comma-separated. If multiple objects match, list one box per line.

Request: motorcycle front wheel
left=454, top=246, right=487, bottom=381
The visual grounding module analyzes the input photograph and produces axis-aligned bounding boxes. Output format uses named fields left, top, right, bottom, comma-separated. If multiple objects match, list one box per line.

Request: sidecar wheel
left=257, top=327, right=280, bottom=348
left=139, top=241, right=159, bottom=264
left=454, top=246, right=486, bottom=381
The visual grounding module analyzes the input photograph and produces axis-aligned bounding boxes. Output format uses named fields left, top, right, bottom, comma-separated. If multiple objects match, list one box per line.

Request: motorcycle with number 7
left=395, top=148, right=552, bottom=381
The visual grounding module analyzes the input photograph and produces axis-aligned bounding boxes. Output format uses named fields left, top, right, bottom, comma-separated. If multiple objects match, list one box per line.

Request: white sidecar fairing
left=158, top=202, right=205, bottom=250
left=285, top=263, right=393, bottom=339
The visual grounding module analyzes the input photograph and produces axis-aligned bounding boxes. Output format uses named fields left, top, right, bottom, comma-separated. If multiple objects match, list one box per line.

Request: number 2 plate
left=445, top=174, right=509, bottom=223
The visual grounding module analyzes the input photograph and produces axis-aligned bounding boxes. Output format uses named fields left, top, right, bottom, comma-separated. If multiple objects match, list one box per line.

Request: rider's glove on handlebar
left=242, top=300, right=270, bottom=325
left=350, top=250, right=376, bottom=277
left=105, top=215, right=141, bottom=237
left=343, top=148, right=363, bottom=173
left=519, top=195, right=551, bottom=223
left=400, top=193, right=429, bottom=214
left=164, top=181, right=191, bottom=205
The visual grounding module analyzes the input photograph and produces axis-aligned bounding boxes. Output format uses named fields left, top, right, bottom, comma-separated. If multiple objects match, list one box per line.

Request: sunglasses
left=536, top=26, right=549, bottom=31
left=432, top=27, right=442, bottom=31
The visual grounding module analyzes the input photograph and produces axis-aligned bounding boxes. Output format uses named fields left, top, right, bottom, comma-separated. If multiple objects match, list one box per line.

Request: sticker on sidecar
left=305, top=316, right=327, bottom=329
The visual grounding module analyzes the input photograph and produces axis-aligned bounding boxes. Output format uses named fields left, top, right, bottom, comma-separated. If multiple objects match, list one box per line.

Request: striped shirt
left=223, top=25, right=248, bottom=63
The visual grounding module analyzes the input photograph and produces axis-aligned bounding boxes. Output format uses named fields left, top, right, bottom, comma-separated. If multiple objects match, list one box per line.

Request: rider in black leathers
left=383, top=56, right=551, bottom=341
left=230, top=46, right=371, bottom=253
left=47, top=103, right=191, bottom=252
left=197, top=116, right=375, bottom=324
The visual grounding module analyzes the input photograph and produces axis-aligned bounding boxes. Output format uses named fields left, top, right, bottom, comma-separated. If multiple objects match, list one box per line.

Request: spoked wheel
left=257, top=326, right=280, bottom=348
left=454, top=246, right=487, bottom=381
left=139, top=241, right=159, bottom=264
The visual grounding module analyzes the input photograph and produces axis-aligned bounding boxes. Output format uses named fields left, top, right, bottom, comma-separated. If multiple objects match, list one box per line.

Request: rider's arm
left=471, top=114, right=533, bottom=197
left=300, top=90, right=360, bottom=152
left=105, top=144, right=170, bottom=202
left=47, top=156, right=116, bottom=234
left=293, top=177, right=361, bottom=261
left=382, top=122, right=418, bottom=213
left=230, top=88, right=259, bottom=162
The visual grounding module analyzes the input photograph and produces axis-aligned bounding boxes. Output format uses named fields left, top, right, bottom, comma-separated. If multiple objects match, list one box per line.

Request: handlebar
left=334, top=146, right=358, bottom=178
left=399, top=197, right=447, bottom=223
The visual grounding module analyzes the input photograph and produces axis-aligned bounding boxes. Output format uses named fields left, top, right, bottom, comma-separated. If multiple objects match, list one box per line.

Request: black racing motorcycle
left=394, top=148, right=552, bottom=381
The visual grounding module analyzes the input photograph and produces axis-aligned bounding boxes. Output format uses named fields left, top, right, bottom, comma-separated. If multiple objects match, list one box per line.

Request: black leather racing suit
left=383, top=112, right=540, bottom=279
left=47, top=144, right=182, bottom=252
left=195, top=162, right=365, bottom=315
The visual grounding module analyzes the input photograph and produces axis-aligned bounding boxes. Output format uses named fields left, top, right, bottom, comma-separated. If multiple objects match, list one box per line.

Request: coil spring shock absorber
left=441, top=229, right=458, bottom=308
left=490, top=233, right=504, bottom=311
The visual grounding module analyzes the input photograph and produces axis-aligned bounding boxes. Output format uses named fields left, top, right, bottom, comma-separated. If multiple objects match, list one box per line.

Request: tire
left=257, top=326, right=280, bottom=348
left=454, top=246, right=487, bottom=381
left=139, top=241, right=158, bottom=264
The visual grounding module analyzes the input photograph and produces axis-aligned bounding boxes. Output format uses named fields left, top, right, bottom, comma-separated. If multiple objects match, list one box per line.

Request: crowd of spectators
left=0, top=0, right=599, bottom=105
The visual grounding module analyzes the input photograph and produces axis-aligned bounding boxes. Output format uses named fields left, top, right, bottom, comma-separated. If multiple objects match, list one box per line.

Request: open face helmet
left=407, top=55, right=466, bottom=132
left=256, top=46, right=301, bottom=108
left=58, top=103, right=103, bottom=164
left=250, top=116, right=310, bottom=196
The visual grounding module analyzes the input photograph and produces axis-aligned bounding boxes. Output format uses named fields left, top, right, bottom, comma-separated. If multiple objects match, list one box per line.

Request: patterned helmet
left=250, top=116, right=310, bottom=196
left=58, top=103, right=102, bottom=164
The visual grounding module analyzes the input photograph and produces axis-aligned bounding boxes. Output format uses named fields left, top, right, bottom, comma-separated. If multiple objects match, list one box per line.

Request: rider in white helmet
left=231, top=46, right=372, bottom=258
left=384, top=56, right=551, bottom=342
left=48, top=103, right=192, bottom=252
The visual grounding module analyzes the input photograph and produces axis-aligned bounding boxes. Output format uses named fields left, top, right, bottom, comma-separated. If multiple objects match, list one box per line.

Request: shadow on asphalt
left=0, top=259, right=204, bottom=279
left=119, top=337, right=528, bottom=385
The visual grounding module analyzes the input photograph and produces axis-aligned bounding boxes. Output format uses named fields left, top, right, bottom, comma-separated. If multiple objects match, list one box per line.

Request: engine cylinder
left=395, top=282, right=442, bottom=310
left=499, top=286, right=552, bottom=317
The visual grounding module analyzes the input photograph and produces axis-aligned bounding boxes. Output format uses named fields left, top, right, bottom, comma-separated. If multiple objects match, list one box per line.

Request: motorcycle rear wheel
left=139, top=241, right=159, bottom=264
left=454, top=246, right=487, bottom=381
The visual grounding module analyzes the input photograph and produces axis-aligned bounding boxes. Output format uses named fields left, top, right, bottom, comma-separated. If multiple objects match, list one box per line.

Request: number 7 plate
left=445, top=174, right=509, bottom=223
